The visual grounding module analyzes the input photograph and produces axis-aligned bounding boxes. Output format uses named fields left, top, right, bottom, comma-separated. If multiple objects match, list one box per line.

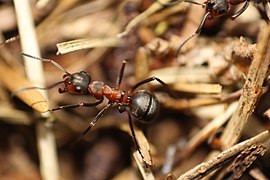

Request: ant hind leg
left=127, top=112, right=148, bottom=166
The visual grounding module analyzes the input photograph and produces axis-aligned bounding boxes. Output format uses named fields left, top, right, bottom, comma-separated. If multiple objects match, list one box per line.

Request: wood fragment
left=176, top=130, right=270, bottom=180
left=227, top=143, right=267, bottom=179
left=0, top=63, right=48, bottom=113
left=220, top=23, right=270, bottom=148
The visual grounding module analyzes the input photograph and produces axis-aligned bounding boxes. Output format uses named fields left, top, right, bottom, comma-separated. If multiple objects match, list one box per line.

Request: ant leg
left=82, top=102, right=114, bottom=135
left=231, top=0, right=250, bottom=19
left=50, top=97, right=104, bottom=111
left=115, top=60, right=127, bottom=89
left=175, top=12, right=210, bottom=56
left=130, top=76, right=169, bottom=92
left=127, top=112, right=146, bottom=164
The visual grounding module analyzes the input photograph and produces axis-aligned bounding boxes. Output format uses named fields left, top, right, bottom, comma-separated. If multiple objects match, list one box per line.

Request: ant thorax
left=89, top=81, right=123, bottom=102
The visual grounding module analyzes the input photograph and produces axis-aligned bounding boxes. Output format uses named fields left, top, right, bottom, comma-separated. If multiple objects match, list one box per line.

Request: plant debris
left=0, top=0, right=270, bottom=179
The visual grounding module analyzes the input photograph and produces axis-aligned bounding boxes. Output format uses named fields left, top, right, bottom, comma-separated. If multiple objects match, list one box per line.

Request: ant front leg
left=50, top=97, right=104, bottom=111
left=115, top=60, right=127, bottom=89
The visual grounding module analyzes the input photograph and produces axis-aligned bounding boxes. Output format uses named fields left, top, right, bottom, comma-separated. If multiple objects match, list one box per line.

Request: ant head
left=206, top=0, right=229, bottom=17
left=129, top=90, right=160, bottom=123
left=59, top=71, right=91, bottom=95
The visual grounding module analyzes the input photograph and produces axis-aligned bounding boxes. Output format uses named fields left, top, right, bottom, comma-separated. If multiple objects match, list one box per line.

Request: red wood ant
left=16, top=52, right=169, bottom=165
left=157, top=0, right=270, bottom=55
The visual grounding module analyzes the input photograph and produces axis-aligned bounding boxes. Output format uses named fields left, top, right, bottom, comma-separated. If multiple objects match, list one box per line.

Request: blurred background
left=0, top=0, right=270, bottom=179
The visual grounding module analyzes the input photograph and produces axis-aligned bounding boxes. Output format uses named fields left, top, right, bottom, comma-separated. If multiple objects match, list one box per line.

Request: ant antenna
left=11, top=81, right=65, bottom=97
left=21, top=52, right=71, bottom=75
left=175, top=11, right=210, bottom=56
left=156, top=0, right=205, bottom=6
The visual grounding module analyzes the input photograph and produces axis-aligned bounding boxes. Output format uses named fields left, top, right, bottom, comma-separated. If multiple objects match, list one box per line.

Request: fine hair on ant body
left=157, top=0, right=270, bottom=55
left=15, top=52, right=169, bottom=164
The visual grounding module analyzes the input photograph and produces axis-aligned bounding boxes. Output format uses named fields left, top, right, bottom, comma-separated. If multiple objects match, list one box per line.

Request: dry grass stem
left=180, top=101, right=238, bottom=158
left=220, top=23, right=270, bottom=148
left=176, top=130, right=270, bottom=180
left=56, top=37, right=123, bottom=54
left=0, top=105, right=32, bottom=125
left=13, top=0, right=59, bottom=179
left=150, top=67, right=213, bottom=84
left=117, top=0, right=175, bottom=37
left=161, top=96, right=221, bottom=110
left=172, top=83, right=222, bottom=94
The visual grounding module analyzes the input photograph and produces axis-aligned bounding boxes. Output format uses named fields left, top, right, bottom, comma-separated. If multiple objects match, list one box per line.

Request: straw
left=13, top=0, right=60, bottom=179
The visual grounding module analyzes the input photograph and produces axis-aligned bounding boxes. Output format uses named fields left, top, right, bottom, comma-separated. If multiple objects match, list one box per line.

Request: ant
left=15, top=52, right=170, bottom=165
left=157, top=0, right=270, bottom=55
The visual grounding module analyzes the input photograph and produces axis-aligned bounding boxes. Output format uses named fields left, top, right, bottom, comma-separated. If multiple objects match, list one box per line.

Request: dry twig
left=176, top=130, right=270, bottom=180
left=220, top=23, right=270, bottom=148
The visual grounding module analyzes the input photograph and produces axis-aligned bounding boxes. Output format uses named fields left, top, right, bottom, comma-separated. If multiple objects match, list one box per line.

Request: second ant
left=158, top=0, right=270, bottom=55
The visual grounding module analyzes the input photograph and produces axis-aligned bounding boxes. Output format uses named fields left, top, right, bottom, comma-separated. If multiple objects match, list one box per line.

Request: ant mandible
left=17, top=52, right=169, bottom=165
left=157, top=0, right=269, bottom=55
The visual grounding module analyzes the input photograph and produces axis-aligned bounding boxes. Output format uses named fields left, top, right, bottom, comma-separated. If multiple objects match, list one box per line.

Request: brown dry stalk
left=176, top=130, right=270, bottom=180
left=117, top=0, right=176, bottom=37
left=220, top=23, right=270, bottom=148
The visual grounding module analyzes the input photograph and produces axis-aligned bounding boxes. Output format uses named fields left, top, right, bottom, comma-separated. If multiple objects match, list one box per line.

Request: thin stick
left=176, top=130, right=270, bottom=180
left=180, top=101, right=238, bottom=159
left=117, top=0, right=175, bottom=38
left=204, top=22, right=270, bottom=179
left=56, top=37, right=122, bottom=54
left=220, top=23, right=270, bottom=148
left=13, top=0, right=59, bottom=180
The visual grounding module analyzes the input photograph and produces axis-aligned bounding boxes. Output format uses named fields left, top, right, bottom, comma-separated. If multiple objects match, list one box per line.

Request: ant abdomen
left=130, top=90, right=160, bottom=123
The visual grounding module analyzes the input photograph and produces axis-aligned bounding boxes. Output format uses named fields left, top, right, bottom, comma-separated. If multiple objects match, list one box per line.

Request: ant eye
left=218, top=9, right=226, bottom=14
left=75, top=86, right=82, bottom=91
